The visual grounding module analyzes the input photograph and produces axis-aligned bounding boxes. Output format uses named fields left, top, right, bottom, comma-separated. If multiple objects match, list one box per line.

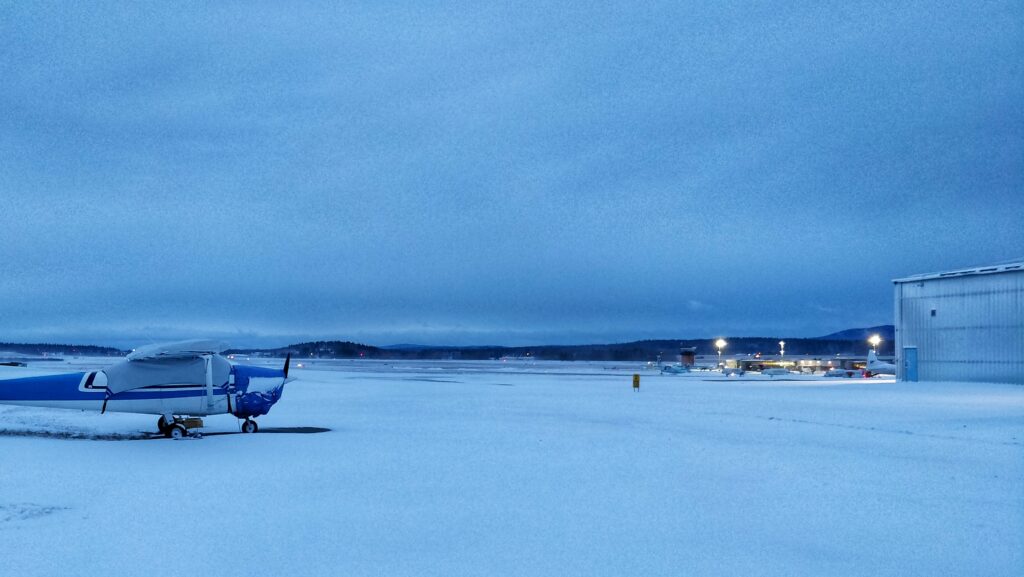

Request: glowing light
left=868, top=334, right=882, bottom=349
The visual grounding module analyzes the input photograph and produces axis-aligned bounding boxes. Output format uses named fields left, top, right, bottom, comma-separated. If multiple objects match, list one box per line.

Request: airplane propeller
left=284, top=353, right=291, bottom=379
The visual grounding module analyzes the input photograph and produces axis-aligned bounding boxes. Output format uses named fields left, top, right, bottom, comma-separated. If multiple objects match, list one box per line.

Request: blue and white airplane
left=0, top=340, right=293, bottom=438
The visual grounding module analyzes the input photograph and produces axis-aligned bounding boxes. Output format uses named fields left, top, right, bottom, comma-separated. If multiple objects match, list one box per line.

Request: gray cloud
left=1, top=1, right=1022, bottom=347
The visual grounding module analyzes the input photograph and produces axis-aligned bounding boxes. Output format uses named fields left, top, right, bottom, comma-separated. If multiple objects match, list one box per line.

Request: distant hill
left=816, top=325, right=894, bottom=341
left=227, top=340, right=384, bottom=359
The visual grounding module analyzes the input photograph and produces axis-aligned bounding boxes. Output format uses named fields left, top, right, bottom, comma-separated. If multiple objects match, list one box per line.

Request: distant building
left=893, top=260, right=1024, bottom=384
left=680, top=347, right=696, bottom=367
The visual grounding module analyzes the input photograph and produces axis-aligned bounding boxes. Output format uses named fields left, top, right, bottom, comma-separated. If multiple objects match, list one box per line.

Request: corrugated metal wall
left=895, top=269, right=1024, bottom=384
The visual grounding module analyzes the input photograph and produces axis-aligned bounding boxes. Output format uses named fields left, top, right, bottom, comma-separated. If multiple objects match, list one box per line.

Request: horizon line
left=1, top=325, right=895, bottom=352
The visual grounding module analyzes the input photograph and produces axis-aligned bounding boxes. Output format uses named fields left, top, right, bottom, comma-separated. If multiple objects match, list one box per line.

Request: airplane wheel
left=167, top=424, right=187, bottom=439
left=241, top=419, right=258, bottom=434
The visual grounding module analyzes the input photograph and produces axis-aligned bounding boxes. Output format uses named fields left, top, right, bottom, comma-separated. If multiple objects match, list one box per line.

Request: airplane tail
left=868, top=349, right=879, bottom=365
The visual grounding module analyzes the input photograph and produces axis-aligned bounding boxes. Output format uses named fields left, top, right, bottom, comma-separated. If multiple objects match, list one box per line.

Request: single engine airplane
left=0, top=340, right=293, bottom=438
left=660, top=363, right=691, bottom=375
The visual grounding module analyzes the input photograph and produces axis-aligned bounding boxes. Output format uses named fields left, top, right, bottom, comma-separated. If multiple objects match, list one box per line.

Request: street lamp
left=715, top=338, right=727, bottom=368
left=868, top=334, right=882, bottom=352
left=779, top=340, right=785, bottom=359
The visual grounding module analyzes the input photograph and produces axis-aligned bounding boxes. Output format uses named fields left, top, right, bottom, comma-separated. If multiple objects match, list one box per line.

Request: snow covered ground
left=1, top=359, right=1021, bottom=577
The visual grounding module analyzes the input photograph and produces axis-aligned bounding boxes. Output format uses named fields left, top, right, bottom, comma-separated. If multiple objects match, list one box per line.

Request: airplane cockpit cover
left=104, top=341, right=232, bottom=395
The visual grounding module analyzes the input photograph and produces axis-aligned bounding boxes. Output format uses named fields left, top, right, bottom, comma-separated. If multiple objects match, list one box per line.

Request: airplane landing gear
left=159, top=415, right=203, bottom=438
left=167, top=423, right=187, bottom=439
left=241, top=419, right=258, bottom=434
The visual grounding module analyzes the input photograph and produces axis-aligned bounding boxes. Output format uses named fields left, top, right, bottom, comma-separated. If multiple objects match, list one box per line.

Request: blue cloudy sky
left=1, top=1, right=1021, bottom=348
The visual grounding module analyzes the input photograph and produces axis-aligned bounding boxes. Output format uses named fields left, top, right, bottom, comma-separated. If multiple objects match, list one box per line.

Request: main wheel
left=241, top=419, right=258, bottom=434
left=167, top=424, right=187, bottom=439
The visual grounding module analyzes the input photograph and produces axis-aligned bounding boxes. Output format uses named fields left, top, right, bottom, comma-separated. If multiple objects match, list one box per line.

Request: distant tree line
left=0, top=342, right=125, bottom=357
left=231, top=332, right=895, bottom=362
left=2, top=326, right=894, bottom=361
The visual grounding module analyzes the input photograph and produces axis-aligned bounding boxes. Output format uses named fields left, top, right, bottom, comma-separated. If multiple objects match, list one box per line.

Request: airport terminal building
left=893, top=260, right=1024, bottom=384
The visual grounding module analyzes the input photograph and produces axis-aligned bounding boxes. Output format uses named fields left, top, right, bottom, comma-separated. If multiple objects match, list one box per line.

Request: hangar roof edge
left=893, top=259, right=1024, bottom=284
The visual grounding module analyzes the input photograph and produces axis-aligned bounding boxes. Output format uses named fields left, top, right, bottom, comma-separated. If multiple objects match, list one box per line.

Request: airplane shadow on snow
left=0, top=426, right=331, bottom=441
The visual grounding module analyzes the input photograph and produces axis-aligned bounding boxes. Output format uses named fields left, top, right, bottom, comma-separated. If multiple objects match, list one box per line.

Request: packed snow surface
left=1, top=359, right=1021, bottom=577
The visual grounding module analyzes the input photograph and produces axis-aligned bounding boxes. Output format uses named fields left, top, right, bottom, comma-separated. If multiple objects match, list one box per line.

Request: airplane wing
left=126, top=340, right=229, bottom=361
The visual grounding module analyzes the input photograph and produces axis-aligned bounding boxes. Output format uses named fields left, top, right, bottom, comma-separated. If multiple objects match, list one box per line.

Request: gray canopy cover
left=103, top=354, right=232, bottom=395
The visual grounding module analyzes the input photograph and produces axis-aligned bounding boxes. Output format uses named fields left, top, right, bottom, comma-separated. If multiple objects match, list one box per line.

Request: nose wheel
left=241, top=419, right=259, bottom=434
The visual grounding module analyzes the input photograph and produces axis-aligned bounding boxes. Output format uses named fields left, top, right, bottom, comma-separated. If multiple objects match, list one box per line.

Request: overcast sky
left=1, top=2, right=1022, bottom=348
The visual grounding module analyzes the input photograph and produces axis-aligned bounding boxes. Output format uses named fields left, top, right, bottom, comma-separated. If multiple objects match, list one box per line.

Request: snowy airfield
left=1, top=358, right=1022, bottom=577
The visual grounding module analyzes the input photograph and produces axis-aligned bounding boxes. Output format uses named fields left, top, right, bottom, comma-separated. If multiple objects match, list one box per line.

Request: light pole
left=715, top=338, right=727, bottom=369
left=868, top=334, right=881, bottom=352
left=779, top=340, right=785, bottom=359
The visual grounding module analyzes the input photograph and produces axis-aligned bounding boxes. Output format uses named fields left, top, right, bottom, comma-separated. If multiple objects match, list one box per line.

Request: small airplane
left=660, top=363, right=691, bottom=374
left=0, top=340, right=293, bottom=438
left=823, top=350, right=897, bottom=378
left=660, top=346, right=717, bottom=374
left=864, top=349, right=896, bottom=377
